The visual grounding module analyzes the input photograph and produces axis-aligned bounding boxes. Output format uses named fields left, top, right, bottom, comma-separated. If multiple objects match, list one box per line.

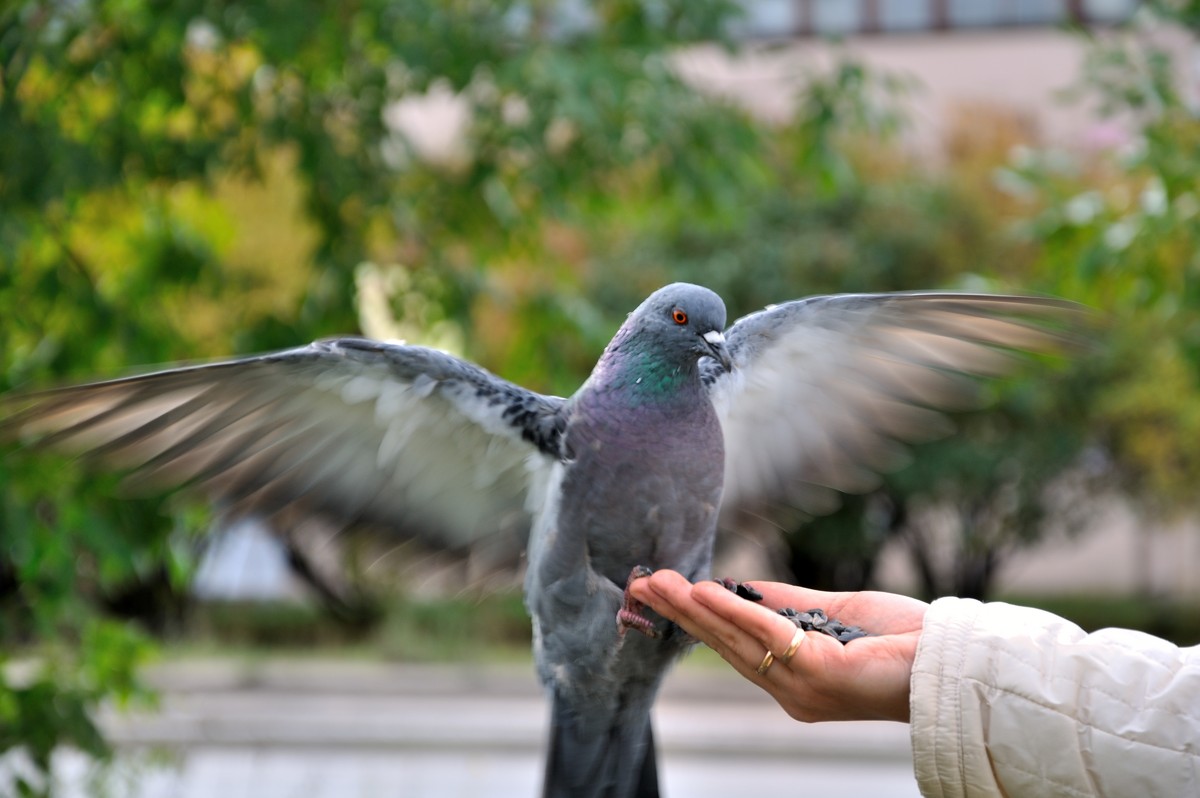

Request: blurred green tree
left=585, top=5, right=1199, bottom=600
left=0, top=1, right=763, bottom=793
left=1003, top=2, right=1200, bottom=514
left=801, top=3, right=1200, bottom=599
left=587, top=56, right=1092, bottom=598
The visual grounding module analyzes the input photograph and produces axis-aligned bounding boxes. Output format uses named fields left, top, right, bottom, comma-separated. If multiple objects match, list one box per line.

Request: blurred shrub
left=0, top=0, right=759, bottom=792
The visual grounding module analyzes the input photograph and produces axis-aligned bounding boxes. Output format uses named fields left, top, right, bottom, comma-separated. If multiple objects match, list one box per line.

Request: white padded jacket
left=910, top=597, right=1200, bottom=797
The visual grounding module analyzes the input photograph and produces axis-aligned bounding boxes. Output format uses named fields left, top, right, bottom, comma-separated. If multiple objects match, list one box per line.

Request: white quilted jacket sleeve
left=910, top=597, right=1200, bottom=797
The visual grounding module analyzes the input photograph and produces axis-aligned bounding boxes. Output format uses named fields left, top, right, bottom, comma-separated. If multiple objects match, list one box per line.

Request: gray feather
left=2, top=337, right=565, bottom=550
left=702, top=292, right=1082, bottom=522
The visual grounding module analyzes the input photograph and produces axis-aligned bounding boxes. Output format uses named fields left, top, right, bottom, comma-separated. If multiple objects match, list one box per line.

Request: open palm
left=631, top=571, right=928, bottom=723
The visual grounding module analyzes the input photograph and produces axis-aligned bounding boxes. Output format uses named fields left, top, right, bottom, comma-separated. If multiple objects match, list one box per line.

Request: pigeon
left=1, top=283, right=1077, bottom=798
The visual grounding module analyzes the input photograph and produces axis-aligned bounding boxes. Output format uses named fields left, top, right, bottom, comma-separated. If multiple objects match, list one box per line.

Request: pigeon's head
left=631, top=283, right=732, bottom=372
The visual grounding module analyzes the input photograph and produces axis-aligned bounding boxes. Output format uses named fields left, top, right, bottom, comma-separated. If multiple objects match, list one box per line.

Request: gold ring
left=780, top=628, right=805, bottom=664
left=755, top=648, right=775, bottom=676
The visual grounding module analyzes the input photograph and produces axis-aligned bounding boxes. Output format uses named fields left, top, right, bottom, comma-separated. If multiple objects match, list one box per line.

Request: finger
left=655, top=573, right=750, bottom=651
left=750, top=582, right=930, bottom=634
left=628, top=568, right=688, bottom=611
left=690, top=580, right=813, bottom=674
left=632, top=571, right=723, bottom=639
left=744, top=581, right=845, bottom=617
left=637, top=572, right=773, bottom=676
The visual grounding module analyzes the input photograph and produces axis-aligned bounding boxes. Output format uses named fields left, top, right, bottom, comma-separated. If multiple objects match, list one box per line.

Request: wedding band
left=755, top=648, right=775, bottom=676
left=780, top=628, right=805, bottom=664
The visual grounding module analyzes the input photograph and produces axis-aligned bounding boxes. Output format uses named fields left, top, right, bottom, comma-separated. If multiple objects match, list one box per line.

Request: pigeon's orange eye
left=672, top=309, right=688, bottom=325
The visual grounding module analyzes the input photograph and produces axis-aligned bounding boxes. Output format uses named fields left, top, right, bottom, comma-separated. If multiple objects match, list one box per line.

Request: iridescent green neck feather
left=590, top=328, right=695, bottom=406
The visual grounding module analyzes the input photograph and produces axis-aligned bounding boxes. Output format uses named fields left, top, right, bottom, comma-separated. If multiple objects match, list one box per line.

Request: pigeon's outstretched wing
left=702, top=293, right=1081, bottom=522
left=1, top=338, right=565, bottom=549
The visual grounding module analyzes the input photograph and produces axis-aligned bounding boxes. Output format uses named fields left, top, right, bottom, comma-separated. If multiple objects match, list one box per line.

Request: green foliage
left=178, top=590, right=533, bottom=660
left=996, top=3, right=1200, bottom=511
left=377, top=590, right=533, bottom=661
left=877, top=3, right=1200, bottom=596
left=0, top=0, right=759, bottom=791
left=576, top=53, right=1095, bottom=599
left=0, top=617, right=152, bottom=798
left=585, top=9, right=1200, bottom=600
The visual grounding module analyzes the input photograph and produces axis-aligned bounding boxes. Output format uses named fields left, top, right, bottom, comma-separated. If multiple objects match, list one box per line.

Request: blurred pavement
left=49, top=658, right=921, bottom=797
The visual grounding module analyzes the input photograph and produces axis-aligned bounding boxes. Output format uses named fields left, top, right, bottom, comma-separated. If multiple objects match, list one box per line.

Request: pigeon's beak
left=701, top=330, right=733, bottom=372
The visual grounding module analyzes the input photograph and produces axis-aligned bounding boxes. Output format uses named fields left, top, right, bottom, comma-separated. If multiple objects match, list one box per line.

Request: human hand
left=630, top=570, right=928, bottom=723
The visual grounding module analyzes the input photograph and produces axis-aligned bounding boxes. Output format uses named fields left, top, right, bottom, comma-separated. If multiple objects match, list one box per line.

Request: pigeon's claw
left=617, top=606, right=658, bottom=638
left=617, top=565, right=660, bottom=639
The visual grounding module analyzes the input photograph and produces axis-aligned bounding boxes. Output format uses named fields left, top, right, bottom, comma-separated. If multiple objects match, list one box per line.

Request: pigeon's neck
left=589, top=327, right=698, bottom=405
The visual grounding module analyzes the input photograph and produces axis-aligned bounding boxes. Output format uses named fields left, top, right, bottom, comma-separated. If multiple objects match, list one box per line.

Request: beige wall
left=676, top=27, right=1197, bottom=155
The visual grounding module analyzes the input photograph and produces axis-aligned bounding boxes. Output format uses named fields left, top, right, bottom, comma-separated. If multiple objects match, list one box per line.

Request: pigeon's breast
left=557, top=395, right=725, bottom=586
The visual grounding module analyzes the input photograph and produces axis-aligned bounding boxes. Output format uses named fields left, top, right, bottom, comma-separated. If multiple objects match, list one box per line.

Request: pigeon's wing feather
left=2, top=338, right=565, bottom=549
left=703, top=293, right=1080, bottom=522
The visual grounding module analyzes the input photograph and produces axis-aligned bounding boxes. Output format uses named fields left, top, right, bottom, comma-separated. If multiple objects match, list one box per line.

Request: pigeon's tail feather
left=543, top=692, right=659, bottom=798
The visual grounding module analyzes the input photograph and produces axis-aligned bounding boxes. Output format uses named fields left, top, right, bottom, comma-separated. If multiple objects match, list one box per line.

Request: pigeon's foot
left=617, top=565, right=660, bottom=639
